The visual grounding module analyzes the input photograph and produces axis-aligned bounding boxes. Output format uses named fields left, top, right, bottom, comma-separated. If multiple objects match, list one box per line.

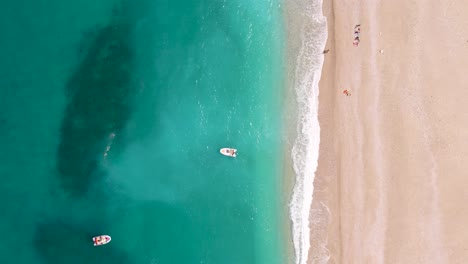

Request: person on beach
left=354, top=26, right=360, bottom=35
left=343, top=90, right=351, bottom=96
left=353, top=37, right=360, bottom=46
left=323, top=49, right=330, bottom=54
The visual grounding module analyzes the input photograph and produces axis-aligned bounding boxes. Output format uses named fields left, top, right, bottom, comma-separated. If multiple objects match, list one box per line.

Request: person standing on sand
left=323, top=49, right=330, bottom=54
left=343, top=90, right=351, bottom=96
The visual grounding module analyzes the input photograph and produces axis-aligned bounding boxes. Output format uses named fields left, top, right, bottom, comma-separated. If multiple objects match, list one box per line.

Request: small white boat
left=220, top=148, right=237, bottom=157
left=93, top=235, right=111, bottom=246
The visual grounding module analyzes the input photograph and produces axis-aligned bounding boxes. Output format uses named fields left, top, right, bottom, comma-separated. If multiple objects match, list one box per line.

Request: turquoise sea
left=0, top=0, right=288, bottom=263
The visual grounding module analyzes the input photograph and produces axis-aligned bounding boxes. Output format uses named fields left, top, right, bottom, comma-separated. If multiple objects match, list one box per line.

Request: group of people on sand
left=322, top=24, right=361, bottom=97
left=344, top=25, right=361, bottom=95
left=322, top=24, right=361, bottom=52
left=353, top=24, right=361, bottom=46
left=347, top=24, right=361, bottom=95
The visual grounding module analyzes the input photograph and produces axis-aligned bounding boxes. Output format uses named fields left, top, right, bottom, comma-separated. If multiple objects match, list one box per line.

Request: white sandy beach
left=305, top=0, right=468, bottom=263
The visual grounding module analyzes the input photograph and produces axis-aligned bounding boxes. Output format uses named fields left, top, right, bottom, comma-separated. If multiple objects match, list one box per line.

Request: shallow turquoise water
left=0, top=1, right=286, bottom=263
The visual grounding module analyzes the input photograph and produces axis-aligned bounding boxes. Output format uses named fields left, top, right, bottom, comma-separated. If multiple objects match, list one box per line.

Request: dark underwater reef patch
left=57, top=22, right=134, bottom=196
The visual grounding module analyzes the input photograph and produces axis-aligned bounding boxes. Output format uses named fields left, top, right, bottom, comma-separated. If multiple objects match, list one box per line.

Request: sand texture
left=309, top=0, right=468, bottom=263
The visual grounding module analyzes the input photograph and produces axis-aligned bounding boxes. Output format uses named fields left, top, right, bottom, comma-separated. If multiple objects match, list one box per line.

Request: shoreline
left=281, top=1, right=303, bottom=261
left=306, top=0, right=338, bottom=262
left=283, top=0, right=328, bottom=263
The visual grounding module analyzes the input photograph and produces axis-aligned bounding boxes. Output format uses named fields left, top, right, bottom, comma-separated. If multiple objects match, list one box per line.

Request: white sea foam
left=289, top=1, right=328, bottom=263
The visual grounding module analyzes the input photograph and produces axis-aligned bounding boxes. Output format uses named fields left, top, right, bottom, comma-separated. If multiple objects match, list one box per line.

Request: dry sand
left=309, top=0, right=468, bottom=263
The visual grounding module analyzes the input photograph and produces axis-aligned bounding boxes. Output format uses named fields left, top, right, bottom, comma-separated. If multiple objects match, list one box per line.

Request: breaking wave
left=289, top=0, right=328, bottom=263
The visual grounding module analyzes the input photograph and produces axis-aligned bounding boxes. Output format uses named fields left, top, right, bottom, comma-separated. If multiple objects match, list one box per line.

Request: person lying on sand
left=343, top=90, right=351, bottom=96
left=323, top=49, right=330, bottom=54
left=353, top=37, right=360, bottom=46
left=354, top=25, right=361, bottom=36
